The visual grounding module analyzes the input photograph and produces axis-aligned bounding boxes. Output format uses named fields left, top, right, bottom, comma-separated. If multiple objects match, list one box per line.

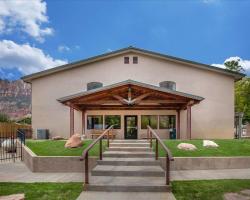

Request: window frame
left=141, top=115, right=158, bottom=130
left=104, top=115, right=121, bottom=129
left=124, top=56, right=129, bottom=64
left=87, top=115, right=103, bottom=130
left=159, top=115, right=176, bottom=129
left=133, top=56, right=138, bottom=64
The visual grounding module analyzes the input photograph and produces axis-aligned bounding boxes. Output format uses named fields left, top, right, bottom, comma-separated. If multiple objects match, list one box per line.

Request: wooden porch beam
left=70, top=107, right=74, bottom=136
left=80, top=106, right=183, bottom=110
left=65, top=102, right=82, bottom=111
left=112, top=94, right=128, bottom=105
left=187, top=104, right=191, bottom=139
left=177, top=109, right=180, bottom=139
left=82, top=110, right=86, bottom=136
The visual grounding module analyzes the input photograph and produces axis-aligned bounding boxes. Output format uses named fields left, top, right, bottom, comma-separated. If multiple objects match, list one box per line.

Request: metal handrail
left=80, top=125, right=114, bottom=184
left=147, top=125, right=174, bottom=185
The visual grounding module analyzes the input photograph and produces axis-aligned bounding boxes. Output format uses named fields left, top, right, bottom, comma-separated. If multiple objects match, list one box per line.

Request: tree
left=224, top=57, right=249, bottom=123
left=235, top=77, right=250, bottom=123
left=0, top=113, right=10, bottom=122
left=224, top=57, right=245, bottom=73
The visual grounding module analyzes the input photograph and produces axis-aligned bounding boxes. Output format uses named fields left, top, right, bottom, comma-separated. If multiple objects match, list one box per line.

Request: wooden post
left=70, top=107, right=74, bottom=136
left=177, top=109, right=180, bottom=139
left=82, top=110, right=85, bottom=136
left=187, top=104, right=192, bottom=139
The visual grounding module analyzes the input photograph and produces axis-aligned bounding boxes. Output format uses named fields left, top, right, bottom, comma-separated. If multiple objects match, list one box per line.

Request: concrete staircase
left=85, top=140, right=171, bottom=192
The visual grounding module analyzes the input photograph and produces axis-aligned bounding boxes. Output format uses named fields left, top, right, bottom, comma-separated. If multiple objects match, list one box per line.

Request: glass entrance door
left=124, top=115, right=138, bottom=139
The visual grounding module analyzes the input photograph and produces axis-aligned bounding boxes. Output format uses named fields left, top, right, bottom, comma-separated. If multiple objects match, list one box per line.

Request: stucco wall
left=31, top=53, right=235, bottom=139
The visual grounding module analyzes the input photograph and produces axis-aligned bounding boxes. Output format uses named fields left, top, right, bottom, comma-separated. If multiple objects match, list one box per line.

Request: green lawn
left=172, top=179, right=250, bottom=200
left=26, top=139, right=250, bottom=157
left=0, top=182, right=82, bottom=200
left=26, top=139, right=107, bottom=156
left=156, top=139, right=250, bottom=157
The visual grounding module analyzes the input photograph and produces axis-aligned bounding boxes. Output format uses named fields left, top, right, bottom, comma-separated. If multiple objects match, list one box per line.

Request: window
left=105, top=115, right=121, bottom=129
left=159, top=115, right=176, bottom=129
left=141, top=115, right=158, bottom=129
left=159, top=81, right=176, bottom=90
left=87, top=82, right=103, bottom=91
left=133, top=56, right=138, bottom=64
left=87, top=115, right=103, bottom=129
left=124, top=56, right=129, bottom=64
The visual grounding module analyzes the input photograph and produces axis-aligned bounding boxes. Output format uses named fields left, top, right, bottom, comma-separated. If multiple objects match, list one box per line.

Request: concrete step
left=103, top=151, right=154, bottom=158
left=77, top=191, right=176, bottom=200
left=97, top=157, right=160, bottom=166
left=111, top=140, right=149, bottom=143
left=91, top=165, right=165, bottom=177
left=110, top=143, right=150, bottom=147
left=85, top=176, right=171, bottom=192
left=108, top=147, right=152, bottom=152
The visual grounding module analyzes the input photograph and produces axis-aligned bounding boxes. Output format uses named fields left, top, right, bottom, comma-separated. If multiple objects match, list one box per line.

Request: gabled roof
left=58, top=79, right=204, bottom=103
left=22, top=46, right=245, bottom=83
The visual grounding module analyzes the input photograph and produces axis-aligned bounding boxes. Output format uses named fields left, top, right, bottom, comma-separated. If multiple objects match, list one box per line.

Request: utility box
left=169, top=128, right=176, bottom=139
left=37, top=129, right=49, bottom=139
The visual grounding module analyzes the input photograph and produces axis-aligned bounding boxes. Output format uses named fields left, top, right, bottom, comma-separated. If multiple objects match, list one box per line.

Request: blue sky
left=0, top=0, right=249, bottom=80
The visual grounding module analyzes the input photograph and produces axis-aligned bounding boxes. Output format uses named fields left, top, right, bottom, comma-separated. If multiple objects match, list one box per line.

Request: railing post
left=107, top=130, right=110, bottom=147
left=150, top=131, right=152, bottom=148
left=166, top=155, right=170, bottom=185
left=147, top=128, right=149, bottom=141
left=85, top=152, right=89, bottom=184
left=99, top=139, right=102, bottom=160
left=155, top=139, right=158, bottom=160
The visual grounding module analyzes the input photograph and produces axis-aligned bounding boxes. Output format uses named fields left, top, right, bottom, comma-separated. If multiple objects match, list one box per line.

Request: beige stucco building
left=22, top=46, right=244, bottom=140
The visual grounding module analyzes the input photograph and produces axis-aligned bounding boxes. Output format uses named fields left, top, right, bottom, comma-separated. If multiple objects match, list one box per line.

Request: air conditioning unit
left=37, top=129, right=49, bottom=139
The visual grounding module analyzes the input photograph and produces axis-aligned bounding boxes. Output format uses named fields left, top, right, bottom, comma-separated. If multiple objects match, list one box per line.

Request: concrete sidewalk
left=76, top=191, right=176, bottom=200
left=1, top=161, right=250, bottom=182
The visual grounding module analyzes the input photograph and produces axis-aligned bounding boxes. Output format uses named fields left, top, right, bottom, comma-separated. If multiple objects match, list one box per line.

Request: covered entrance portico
left=58, top=80, right=203, bottom=139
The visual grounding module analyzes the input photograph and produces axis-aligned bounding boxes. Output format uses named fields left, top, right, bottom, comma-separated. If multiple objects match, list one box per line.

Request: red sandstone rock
left=65, top=134, right=83, bottom=148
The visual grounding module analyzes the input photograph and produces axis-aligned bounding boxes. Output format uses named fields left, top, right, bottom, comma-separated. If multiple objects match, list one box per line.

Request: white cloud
left=202, top=0, right=219, bottom=4
left=212, top=56, right=250, bottom=75
left=0, top=0, right=53, bottom=42
left=0, top=40, right=67, bottom=76
left=106, top=48, right=113, bottom=52
left=58, top=45, right=71, bottom=52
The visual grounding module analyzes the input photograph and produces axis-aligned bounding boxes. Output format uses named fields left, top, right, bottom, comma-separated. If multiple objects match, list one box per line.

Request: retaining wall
left=22, top=145, right=250, bottom=172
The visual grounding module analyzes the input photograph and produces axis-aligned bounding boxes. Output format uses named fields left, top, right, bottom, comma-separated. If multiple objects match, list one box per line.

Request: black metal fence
left=0, top=129, right=25, bottom=162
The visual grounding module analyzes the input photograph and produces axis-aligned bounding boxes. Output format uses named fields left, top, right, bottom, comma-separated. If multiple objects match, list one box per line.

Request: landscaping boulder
left=240, top=190, right=250, bottom=196
left=65, top=134, right=83, bottom=148
left=52, top=136, right=65, bottom=140
left=203, top=140, right=219, bottom=148
left=224, top=192, right=249, bottom=200
left=177, top=143, right=197, bottom=151
left=0, top=193, right=25, bottom=200
left=1, top=139, right=17, bottom=152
